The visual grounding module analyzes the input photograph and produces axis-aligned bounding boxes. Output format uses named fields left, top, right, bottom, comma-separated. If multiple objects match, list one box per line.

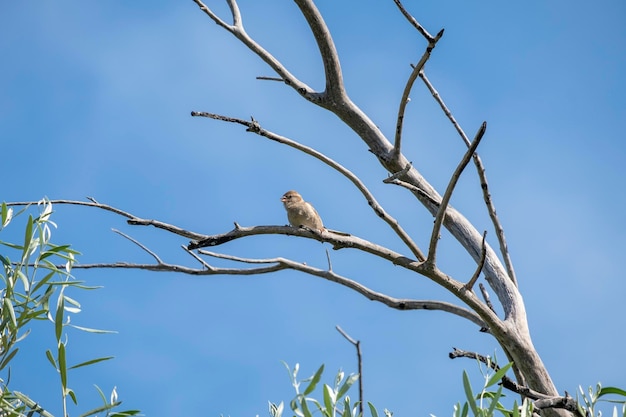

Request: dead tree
left=8, top=1, right=577, bottom=416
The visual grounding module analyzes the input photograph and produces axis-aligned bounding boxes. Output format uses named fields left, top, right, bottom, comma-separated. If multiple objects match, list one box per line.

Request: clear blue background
left=1, top=1, right=625, bottom=416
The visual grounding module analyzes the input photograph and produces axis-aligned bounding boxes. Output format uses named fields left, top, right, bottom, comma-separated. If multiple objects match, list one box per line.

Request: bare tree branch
left=10, top=198, right=496, bottom=331
left=5, top=3, right=570, bottom=407
left=392, top=29, right=444, bottom=160
left=383, top=176, right=440, bottom=208
left=427, top=122, right=487, bottom=266
left=112, top=229, right=163, bottom=265
left=479, top=283, right=496, bottom=315
left=62, top=250, right=486, bottom=328
left=464, top=231, right=487, bottom=291
left=190, top=2, right=525, bottom=347
left=325, top=248, right=333, bottom=271
left=190, top=112, right=426, bottom=261
left=188, top=224, right=419, bottom=266
left=336, top=326, right=363, bottom=417
left=191, top=0, right=321, bottom=101
left=6, top=199, right=205, bottom=241
left=293, top=0, right=344, bottom=97
left=182, top=245, right=215, bottom=271
left=449, top=348, right=547, bottom=400
left=533, top=397, right=584, bottom=417
left=419, top=71, right=517, bottom=287
left=392, top=0, right=435, bottom=41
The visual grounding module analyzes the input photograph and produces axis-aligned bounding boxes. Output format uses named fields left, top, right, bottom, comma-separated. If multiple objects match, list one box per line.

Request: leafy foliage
left=578, top=383, right=626, bottom=417
left=0, top=200, right=140, bottom=417
left=269, top=362, right=391, bottom=417
left=453, top=360, right=530, bottom=417
left=453, top=357, right=626, bottom=417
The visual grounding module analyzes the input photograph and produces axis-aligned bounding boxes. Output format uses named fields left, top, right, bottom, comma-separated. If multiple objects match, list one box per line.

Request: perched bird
left=281, top=190, right=325, bottom=232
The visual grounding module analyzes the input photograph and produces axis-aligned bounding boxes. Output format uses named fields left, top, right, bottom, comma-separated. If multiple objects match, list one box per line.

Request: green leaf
left=303, top=364, right=325, bottom=395
left=54, top=289, right=65, bottom=342
left=0, top=347, right=19, bottom=371
left=45, top=349, right=57, bottom=369
left=39, top=244, right=73, bottom=259
left=337, top=374, right=359, bottom=400
left=67, top=387, right=77, bottom=405
left=0, top=240, right=24, bottom=251
left=58, top=342, right=67, bottom=389
left=21, top=215, right=34, bottom=260
left=69, top=356, right=114, bottom=370
left=300, top=395, right=313, bottom=417
left=13, top=391, right=55, bottom=417
left=76, top=401, right=121, bottom=417
left=335, top=369, right=345, bottom=390
left=31, top=270, right=56, bottom=294
left=486, top=384, right=504, bottom=417
left=368, top=402, right=379, bottom=417
left=463, top=371, right=479, bottom=416
left=108, top=410, right=142, bottom=417
left=511, top=400, right=519, bottom=417
left=454, top=402, right=468, bottom=417
left=3, top=298, right=17, bottom=329
left=92, top=383, right=106, bottom=403
left=290, top=398, right=300, bottom=414
left=599, top=387, right=626, bottom=398
left=16, top=269, right=30, bottom=292
left=341, top=396, right=352, bottom=417
left=486, top=362, right=513, bottom=388
left=1, top=202, right=12, bottom=228
left=323, top=384, right=335, bottom=413
left=459, top=402, right=469, bottom=417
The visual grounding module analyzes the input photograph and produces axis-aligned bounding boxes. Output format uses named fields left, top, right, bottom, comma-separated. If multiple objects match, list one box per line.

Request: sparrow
left=281, top=190, right=325, bottom=232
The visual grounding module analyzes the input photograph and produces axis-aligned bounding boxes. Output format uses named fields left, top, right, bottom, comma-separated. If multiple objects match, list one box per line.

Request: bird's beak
left=280, top=196, right=287, bottom=202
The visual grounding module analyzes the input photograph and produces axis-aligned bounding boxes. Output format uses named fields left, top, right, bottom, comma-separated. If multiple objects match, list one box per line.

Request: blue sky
left=1, top=1, right=625, bottom=416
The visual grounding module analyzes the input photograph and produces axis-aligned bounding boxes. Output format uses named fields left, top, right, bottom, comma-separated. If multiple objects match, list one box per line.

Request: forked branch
left=293, top=0, right=345, bottom=97
left=427, top=122, right=487, bottom=266
left=192, top=0, right=321, bottom=101
left=419, top=71, right=517, bottom=286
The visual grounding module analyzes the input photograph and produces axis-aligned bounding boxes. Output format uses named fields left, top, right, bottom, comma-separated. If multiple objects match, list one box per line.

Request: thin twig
left=325, top=249, right=333, bottom=272
left=182, top=245, right=215, bottom=271
left=392, top=29, right=444, bottom=161
left=190, top=112, right=426, bottom=261
left=479, top=283, right=496, bottom=314
left=112, top=229, right=163, bottom=264
left=464, top=231, right=487, bottom=291
left=336, top=326, right=363, bottom=417
left=419, top=71, right=517, bottom=286
left=382, top=178, right=440, bottom=207
left=391, top=0, right=434, bottom=41
left=386, top=163, right=412, bottom=181
left=256, top=76, right=283, bottom=82
left=426, top=122, right=487, bottom=266
left=197, top=250, right=274, bottom=263
left=6, top=199, right=206, bottom=241
left=192, top=0, right=321, bottom=101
